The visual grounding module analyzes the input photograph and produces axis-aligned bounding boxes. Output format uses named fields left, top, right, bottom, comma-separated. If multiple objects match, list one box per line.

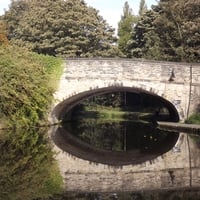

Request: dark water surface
left=63, top=120, right=176, bottom=152
left=48, top=190, right=200, bottom=200
left=54, top=119, right=179, bottom=165
left=1, top=126, right=200, bottom=200
left=54, top=91, right=180, bottom=165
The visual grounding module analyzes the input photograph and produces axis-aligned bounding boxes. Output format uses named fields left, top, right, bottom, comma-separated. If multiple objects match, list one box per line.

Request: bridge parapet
left=64, top=59, right=194, bottom=83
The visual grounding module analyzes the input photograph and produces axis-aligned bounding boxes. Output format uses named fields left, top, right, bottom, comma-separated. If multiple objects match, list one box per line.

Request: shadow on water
left=46, top=189, right=200, bottom=200
left=53, top=120, right=179, bottom=165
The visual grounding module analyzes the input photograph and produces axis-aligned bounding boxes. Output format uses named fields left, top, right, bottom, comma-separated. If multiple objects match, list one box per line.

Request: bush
left=0, top=45, right=62, bottom=127
left=0, top=45, right=63, bottom=199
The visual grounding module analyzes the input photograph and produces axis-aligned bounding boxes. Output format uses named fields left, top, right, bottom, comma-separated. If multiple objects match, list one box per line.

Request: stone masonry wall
left=53, top=59, right=200, bottom=120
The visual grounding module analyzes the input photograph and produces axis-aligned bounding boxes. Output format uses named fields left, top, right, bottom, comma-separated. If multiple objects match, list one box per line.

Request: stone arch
left=51, top=86, right=180, bottom=165
left=52, top=86, right=179, bottom=123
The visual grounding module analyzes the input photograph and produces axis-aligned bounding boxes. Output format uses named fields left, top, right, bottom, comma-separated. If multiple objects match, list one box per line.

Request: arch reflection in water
left=52, top=90, right=180, bottom=165
left=53, top=121, right=179, bottom=166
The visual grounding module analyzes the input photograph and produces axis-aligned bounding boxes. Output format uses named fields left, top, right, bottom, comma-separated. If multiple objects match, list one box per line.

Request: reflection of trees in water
left=0, top=128, right=62, bottom=200
left=61, top=90, right=178, bottom=159
left=63, top=120, right=172, bottom=153
left=66, top=121, right=123, bottom=151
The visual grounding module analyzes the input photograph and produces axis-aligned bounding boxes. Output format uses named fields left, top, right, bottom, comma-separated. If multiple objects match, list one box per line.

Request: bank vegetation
left=0, top=44, right=63, bottom=200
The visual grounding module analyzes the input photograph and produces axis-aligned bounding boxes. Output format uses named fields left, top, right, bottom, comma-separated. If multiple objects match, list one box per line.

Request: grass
left=74, top=105, right=153, bottom=123
left=186, top=113, right=200, bottom=125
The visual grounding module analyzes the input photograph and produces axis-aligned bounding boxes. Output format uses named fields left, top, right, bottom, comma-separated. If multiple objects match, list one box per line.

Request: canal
left=50, top=92, right=200, bottom=199
left=1, top=91, right=200, bottom=199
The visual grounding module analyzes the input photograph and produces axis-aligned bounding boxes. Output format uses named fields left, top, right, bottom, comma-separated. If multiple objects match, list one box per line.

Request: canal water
left=51, top=92, right=200, bottom=199
left=54, top=91, right=180, bottom=165
left=1, top=92, right=200, bottom=200
left=56, top=119, right=179, bottom=165
left=1, top=124, right=200, bottom=199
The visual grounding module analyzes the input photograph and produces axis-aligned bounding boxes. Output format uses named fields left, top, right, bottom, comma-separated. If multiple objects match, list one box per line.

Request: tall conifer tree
left=127, top=0, right=199, bottom=62
left=117, top=1, right=136, bottom=57
left=139, top=0, right=147, bottom=16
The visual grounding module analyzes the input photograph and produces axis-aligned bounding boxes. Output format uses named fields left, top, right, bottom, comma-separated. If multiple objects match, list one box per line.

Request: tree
left=127, top=7, right=160, bottom=59
left=153, top=0, right=200, bottom=62
left=127, top=0, right=200, bottom=62
left=117, top=1, right=136, bottom=57
left=3, top=0, right=120, bottom=57
left=139, top=0, right=148, bottom=16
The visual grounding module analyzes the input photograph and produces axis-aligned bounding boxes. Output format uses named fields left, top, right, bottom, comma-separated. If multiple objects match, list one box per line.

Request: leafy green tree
left=3, top=0, right=120, bottom=57
left=3, top=0, right=29, bottom=38
left=128, top=0, right=200, bottom=62
left=117, top=0, right=158, bottom=59
left=154, top=0, right=200, bottom=62
left=117, top=1, right=137, bottom=57
left=0, top=45, right=62, bottom=127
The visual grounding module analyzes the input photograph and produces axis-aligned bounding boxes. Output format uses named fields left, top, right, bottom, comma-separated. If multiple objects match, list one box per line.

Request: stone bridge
left=52, top=58, right=200, bottom=122
left=50, top=58, right=200, bottom=192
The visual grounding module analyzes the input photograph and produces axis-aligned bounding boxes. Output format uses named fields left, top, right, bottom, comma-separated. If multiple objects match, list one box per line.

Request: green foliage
left=121, top=0, right=200, bottom=62
left=3, top=0, right=120, bottom=57
left=0, top=45, right=63, bottom=199
left=186, top=113, right=200, bottom=125
left=139, top=0, right=147, bottom=16
left=0, top=45, right=62, bottom=127
left=117, top=1, right=137, bottom=57
left=0, top=128, right=63, bottom=200
left=0, top=20, right=9, bottom=45
left=83, top=92, right=125, bottom=108
left=153, top=0, right=200, bottom=62
left=129, top=9, right=160, bottom=59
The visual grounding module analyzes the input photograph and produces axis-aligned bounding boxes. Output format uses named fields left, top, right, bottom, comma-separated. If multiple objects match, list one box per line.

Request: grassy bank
left=186, top=113, right=200, bottom=125
left=71, top=105, right=157, bottom=123
left=186, top=113, right=200, bottom=146
left=0, top=45, right=63, bottom=199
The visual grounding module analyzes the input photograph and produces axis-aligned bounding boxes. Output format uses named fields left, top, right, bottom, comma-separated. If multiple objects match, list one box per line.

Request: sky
left=0, top=0, right=157, bottom=31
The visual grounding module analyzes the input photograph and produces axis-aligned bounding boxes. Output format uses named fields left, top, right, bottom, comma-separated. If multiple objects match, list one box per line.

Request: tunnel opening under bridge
left=51, top=86, right=180, bottom=165
left=53, top=86, right=179, bottom=122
